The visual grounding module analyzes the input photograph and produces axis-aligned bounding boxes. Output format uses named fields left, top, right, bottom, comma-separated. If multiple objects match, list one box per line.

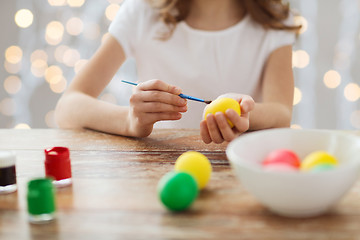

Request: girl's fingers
left=239, top=95, right=255, bottom=113
left=136, top=112, right=183, bottom=125
left=132, top=80, right=187, bottom=109
left=133, top=101, right=187, bottom=113
left=202, top=108, right=251, bottom=144
left=226, top=109, right=249, bottom=133
left=200, top=120, right=212, bottom=144
left=136, top=90, right=187, bottom=107
left=214, top=112, right=236, bottom=142
left=215, top=94, right=255, bottom=113
left=137, top=79, right=182, bottom=95
left=233, top=117, right=250, bottom=133
left=129, top=79, right=187, bottom=128
left=206, top=114, right=224, bottom=144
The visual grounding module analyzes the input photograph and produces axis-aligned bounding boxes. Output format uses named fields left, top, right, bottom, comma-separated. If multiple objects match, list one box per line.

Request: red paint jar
left=44, top=147, right=72, bottom=187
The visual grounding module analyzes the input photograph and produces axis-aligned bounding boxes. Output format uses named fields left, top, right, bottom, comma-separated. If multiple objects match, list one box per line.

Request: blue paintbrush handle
left=178, top=93, right=205, bottom=103
left=121, top=80, right=207, bottom=103
left=121, top=80, right=138, bottom=86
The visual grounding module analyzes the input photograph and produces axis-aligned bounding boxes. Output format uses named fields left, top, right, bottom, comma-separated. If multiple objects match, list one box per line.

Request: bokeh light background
left=0, top=0, right=359, bottom=130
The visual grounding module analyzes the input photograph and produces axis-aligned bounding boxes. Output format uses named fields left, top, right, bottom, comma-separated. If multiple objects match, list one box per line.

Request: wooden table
left=1, top=129, right=360, bottom=240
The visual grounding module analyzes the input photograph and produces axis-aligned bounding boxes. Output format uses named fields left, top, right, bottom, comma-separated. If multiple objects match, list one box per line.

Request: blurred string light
left=0, top=98, right=16, bottom=116
left=49, top=75, right=64, bottom=85
left=48, top=0, right=85, bottom=7
left=290, top=124, right=302, bottom=129
left=66, top=17, right=84, bottom=36
left=107, top=0, right=123, bottom=3
left=323, top=70, right=341, bottom=89
left=105, top=4, right=120, bottom=21
left=4, top=61, right=21, bottom=74
left=14, top=9, right=33, bottom=28
left=292, top=50, right=310, bottom=69
left=4, top=76, right=22, bottom=95
left=45, top=110, right=57, bottom=128
left=45, top=21, right=64, bottom=45
left=31, top=49, right=48, bottom=62
left=344, top=83, right=360, bottom=102
left=45, top=65, right=63, bottom=83
left=293, top=15, right=308, bottom=34
left=14, top=123, right=31, bottom=129
left=30, top=49, right=49, bottom=78
left=5, top=46, right=23, bottom=64
left=54, top=45, right=69, bottom=63
left=48, top=0, right=66, bottom=6
left=31, top=59, right=48, bottom=77
left=293, top=87, right=302, bottom=106
left=63, top=48, right=81, bottom=67
left=67, top=0, right=85, bottom=7
left=50, top=76, right=67, bottom=93
left=4, top=45, right=23, bottom=74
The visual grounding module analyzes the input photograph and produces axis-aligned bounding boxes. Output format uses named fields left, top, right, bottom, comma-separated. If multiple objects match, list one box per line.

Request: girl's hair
left=147, top=0, right=301, bottom=39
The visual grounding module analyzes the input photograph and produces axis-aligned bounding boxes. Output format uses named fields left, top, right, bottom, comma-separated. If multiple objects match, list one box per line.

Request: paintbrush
left=121, top=80, right=212, bottom=104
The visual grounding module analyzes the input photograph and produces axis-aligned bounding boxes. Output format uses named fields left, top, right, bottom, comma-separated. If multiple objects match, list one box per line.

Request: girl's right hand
left=126, top=79, right=187, bottom=137
left=200, top=94, right=255, bottom=144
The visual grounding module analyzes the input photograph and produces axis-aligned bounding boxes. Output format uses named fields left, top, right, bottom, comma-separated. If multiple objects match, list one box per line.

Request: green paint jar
left=27, top=178, right=56, bottom=223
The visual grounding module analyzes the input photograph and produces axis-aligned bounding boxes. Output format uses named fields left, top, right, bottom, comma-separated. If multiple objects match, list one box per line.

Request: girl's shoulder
left=120, top=0, right=156, bottom=13
left=110, top=0, right=159, bottom=31
left=238, top=14, right=296, bottom=53
left=108, top=0, right=160, bottom=57
left=247, top=13, right=296, bottom=39
left=115, top=0, right=159, bottom=26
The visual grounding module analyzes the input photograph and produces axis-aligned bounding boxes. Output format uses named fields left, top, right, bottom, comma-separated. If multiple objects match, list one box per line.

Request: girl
left=55, top=0, right=300, bottom=144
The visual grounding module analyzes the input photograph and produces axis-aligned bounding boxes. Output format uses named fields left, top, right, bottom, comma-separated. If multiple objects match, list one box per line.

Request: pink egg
left=262, top=149, right=301, bottom=169
left=263, top=163, right=298, bottom=172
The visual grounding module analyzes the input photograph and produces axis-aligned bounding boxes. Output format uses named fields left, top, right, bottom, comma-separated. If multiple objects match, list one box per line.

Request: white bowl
left=226, top=128, right=360, bottom=218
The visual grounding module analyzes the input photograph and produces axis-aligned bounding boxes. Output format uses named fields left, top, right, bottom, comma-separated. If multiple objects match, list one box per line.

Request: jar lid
left=44, top=147, right=72, bottom=181
left=45, top=147, right=69, bottom=161
left=27, top=178, right=56, bottom=215
left=0, top=151, right=16, bottom=168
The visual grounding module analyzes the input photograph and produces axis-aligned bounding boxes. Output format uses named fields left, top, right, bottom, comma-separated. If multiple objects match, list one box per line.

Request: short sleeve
left=108, top=0, right=149, bottom=58
left=267, top=14, right=297, bottom=53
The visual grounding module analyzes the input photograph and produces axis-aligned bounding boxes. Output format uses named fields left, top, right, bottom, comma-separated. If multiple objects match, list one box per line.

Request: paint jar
left=0, top=151, right=17, bottom=194
left=27, top=178, right=56, bottom=223
left=44, top=147, right=72, bottom=187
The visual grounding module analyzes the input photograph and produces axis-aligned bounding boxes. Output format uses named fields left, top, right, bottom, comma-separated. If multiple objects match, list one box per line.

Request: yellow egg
left=204, top=97, right=241, bottom=128
left=301, top=151, right=338, bottom=171
left=174, top=151, right=212, bottom=190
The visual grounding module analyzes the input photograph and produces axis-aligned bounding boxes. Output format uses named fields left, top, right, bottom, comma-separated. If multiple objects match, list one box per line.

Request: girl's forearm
left=55, top=92, right=131, bottom=136
left=249, top=102, right=292, bottom=130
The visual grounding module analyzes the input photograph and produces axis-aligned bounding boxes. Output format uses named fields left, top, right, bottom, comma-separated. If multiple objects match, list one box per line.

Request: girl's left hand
left=200, top=94, right=255, bottom=144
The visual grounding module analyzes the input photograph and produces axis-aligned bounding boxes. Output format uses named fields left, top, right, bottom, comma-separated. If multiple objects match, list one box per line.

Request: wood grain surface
left=1, top=129, right=360, bottom=240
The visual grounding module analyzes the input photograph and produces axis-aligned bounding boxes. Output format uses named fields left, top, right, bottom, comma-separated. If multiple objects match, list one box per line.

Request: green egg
left=157, top=171, right=198, bottom=211
left=311, top=163, right=335, bottom=172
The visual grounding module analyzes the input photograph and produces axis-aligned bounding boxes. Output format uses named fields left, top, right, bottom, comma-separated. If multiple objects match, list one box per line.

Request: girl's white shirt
left=109, top=0, right=296, bottom=129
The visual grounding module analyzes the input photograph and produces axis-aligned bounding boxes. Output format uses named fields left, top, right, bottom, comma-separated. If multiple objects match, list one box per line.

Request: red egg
left=263, top=162, right=298, bottom=172
left=262, top=149, right=301, bottom=168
